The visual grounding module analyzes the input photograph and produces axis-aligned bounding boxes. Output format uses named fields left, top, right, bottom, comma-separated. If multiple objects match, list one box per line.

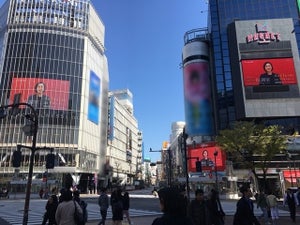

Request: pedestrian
left=283, top=188, right=298, bottom=223
left=122, top=191, right=133, bottom=225
left=296, top=187, right=300, bottom=207
left=233, top=185, right=261, bottom=225
left=151, top=187, right=193, bottom=225
left=42, top=194, right=58, bottom=225
left=266, top=191, right=279, bottom=225
left=73, top=190, right=88, bottom=225
left=55, top=189, right=83, bottom=225
left=98, top=187, right=109, bottom=225
left=256, top=190, right=269, bottom=224
left=39, top=188, right=44, bottom=199
left=44, top=187, right=49, bottom=199
left=187, top=188, right=211, bottom=225
left=110, top=188, right=123, bottom=225
left=207, top=189, right=225, bottom=225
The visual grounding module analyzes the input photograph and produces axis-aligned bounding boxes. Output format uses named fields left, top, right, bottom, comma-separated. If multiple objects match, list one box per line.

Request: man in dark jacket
left=188, top=189, right=210, bottom=225
left=152, top=187, right=193, bottom=225
left=233, top=185, right=261, bottom=225
left=98, top=187, right=109, bottom=225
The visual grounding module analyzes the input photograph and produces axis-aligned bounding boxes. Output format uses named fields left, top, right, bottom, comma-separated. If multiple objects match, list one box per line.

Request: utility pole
left=0, top=103, right=38, bottom=225
left=1, top=103, right=53, bottom=225
left=149, top=147, right=172, bottom=187
left=181, top=127, right=190, bottom=202
left=214, top=150, right=219, bottom=191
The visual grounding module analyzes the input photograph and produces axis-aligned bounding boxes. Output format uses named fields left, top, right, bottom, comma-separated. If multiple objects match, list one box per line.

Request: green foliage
left=216, top=121, right=286, bottom=170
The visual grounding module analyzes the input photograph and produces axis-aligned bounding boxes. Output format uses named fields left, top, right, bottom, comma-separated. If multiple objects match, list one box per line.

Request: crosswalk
left=0, top=197, right=292, bottom=225
left=0, top=199, right=161, bottom=225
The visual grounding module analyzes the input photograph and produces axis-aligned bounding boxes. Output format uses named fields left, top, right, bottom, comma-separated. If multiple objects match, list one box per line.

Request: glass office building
left=0, top=0, right=109, bottom=191
left=206, top=0, right=300, bottom=196
left=208, top=0, right=300, bottom=132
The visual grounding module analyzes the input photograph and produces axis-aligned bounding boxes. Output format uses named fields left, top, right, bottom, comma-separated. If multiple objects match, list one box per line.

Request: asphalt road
left=84, top=192, right=161, bottom=212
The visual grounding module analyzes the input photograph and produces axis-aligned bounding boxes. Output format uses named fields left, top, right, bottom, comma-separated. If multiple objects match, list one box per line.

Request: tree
left=216, top=121, right=286, bottom=192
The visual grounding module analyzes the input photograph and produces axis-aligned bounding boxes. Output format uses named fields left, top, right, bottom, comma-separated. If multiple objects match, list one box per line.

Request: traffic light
left=196, top=161, right=202, bottom=172
left=12, top=150, right=22, bottom=167
left=46, top=153, right=55, bottom=169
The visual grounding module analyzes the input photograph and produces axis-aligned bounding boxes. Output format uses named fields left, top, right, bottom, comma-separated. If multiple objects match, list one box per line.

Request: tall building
left=178, top=0, right=300, bottom=196
left=107, top=89, right=142, bottom=187
left=206, top=0, right=300, bottom=195
left=0, top=0, right=109, bottom=192
left=208, top=0, right=300, bottom=132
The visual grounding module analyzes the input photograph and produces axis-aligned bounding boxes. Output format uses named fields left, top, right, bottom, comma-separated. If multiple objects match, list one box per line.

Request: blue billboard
left=88, top=71, right=100, bottom=124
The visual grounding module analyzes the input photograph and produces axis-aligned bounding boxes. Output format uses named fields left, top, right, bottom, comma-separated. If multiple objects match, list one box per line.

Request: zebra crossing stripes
left=0, top=199, right=161, bottom=225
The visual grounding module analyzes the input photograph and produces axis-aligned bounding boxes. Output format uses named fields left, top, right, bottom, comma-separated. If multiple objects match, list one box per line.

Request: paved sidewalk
left=86, top=215, right=298, bottom=225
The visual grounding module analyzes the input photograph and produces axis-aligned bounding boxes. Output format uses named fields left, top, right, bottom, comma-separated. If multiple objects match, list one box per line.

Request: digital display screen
left=9, top=78, right=70, bottom=110
left=183, top=62, right=213, bottom=136
left=241, top=58, right=299, bottom=99
left=187, top=145, right=226, bottom=172
left=88, top=71, right=100, bottom=124
left=8, top=77, right=73, bottom=125
left=241, top=58, right=297, bottom=86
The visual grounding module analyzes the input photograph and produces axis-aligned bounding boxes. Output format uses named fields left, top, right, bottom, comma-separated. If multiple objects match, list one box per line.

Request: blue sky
left=95, top=1, right=208, bottom=161
left=0, top=0, right=208, bottom=162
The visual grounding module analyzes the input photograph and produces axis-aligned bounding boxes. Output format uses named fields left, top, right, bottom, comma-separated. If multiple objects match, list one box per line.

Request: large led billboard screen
left=8, top=77, right=72, bottom=125
left=187, top=145, right=226, bottom=172
left=242, top=58, right=297, bottom=86
left=183, top=62, right=213, bottom=136
left=241, top=58, right=299, bottom=99
left=9, top=77, right=70, bottom=110
left=88, top=71, right=100, bottom=124
left=228, top=18, right=300, bottom=118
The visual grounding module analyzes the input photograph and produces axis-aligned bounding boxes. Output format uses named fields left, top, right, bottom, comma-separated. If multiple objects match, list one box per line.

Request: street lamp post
left=287, top=153, right=294, bottom=187
left=180, top=127, right=190, bottom=202
left=214, top=150, right=218, bottom=191
left=0, top=103, right=38, bottom=225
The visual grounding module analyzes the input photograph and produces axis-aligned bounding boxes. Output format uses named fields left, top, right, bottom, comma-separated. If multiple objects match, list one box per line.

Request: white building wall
left=107, top=90, right=141, bottom=185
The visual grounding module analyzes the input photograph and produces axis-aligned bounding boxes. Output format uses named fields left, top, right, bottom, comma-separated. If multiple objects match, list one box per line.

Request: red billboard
left=283, top=169, right=300, bottom=183
left=9, top=77, right=70, bottom=110
left=241, top=58, right=297, bottom=86
left=187, top=145, right=226, bottom=172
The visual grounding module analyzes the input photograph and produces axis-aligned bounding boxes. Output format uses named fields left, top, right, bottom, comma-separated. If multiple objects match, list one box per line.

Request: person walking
left=283, top=188, right=298, bottom=223
left=122, top=191, right=133, bottom=225
left=42, top=194, right=58, bottom=225
left=188, top=188, right=211, bottom=225
left=207, top=189, right=225, bottom=225
left=256, top=190, right=269, bottom=224
left=110, top=188, right=123, bottom=225
left=233, top=185, right=261, bottom=225
left=55, top=189, right=83, bottom=225
left=266, top=191, right=279, bottom=225
left=73, top=190, right=88, bottom=225
left=98, top=187, right=109, bottom=225
left=151, top=187, right=193, bottom=225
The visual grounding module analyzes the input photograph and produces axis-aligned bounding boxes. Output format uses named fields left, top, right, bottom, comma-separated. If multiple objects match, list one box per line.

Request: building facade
left=107, top=89, right=142, bottom=187
left=175, top=0, right=300, bottom=196
left=208, top=0, right=300, bottom=132
left=0, top=0, right=109, bottom=192
left=207, top=0, right=300, bottom=194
